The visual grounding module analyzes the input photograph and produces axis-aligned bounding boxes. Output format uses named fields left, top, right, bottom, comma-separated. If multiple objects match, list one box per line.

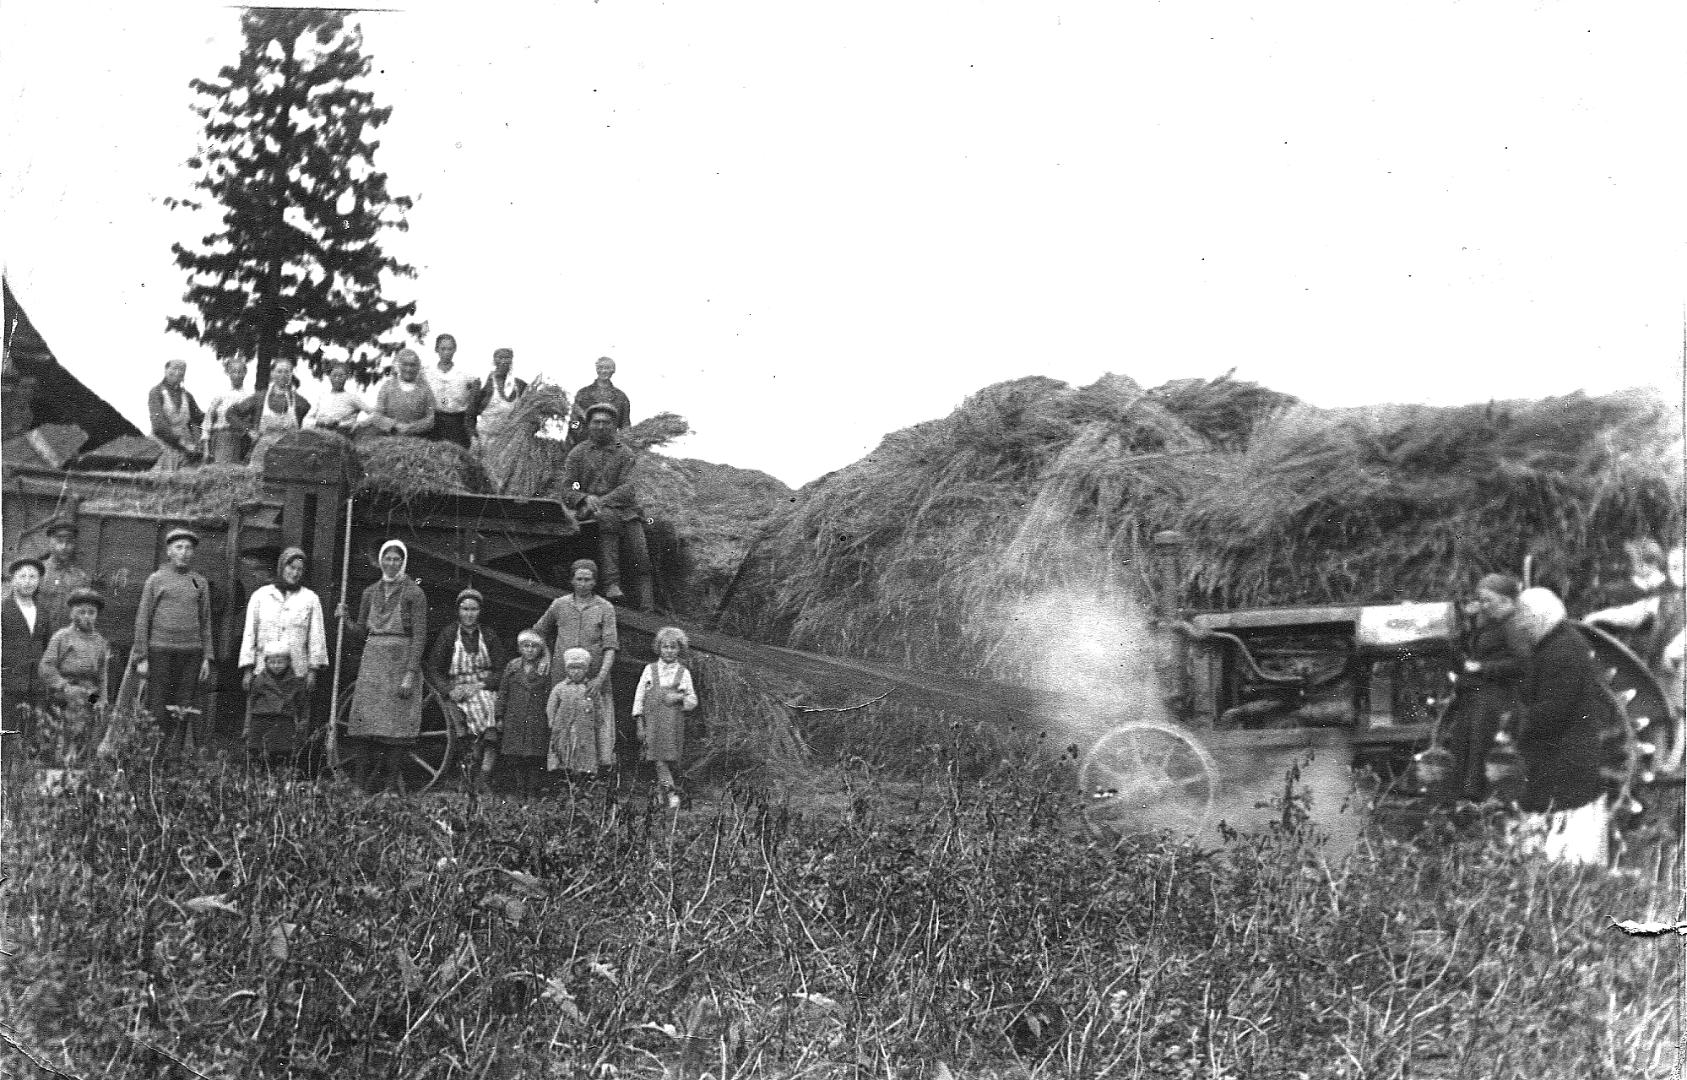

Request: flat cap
left=164, top=527, right=201, bottom=548
left=40, top=514, right=79, bottom=538
left=65, top=587, right=105, bottom=611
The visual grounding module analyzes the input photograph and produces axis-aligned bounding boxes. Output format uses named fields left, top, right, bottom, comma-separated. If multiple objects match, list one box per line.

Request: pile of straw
left=481, top=380, right=572, bottom=498
left=75, top=464, right=268, bottom=520
left=625, top=412, right=691, bottom=450
left=718, top=374, right=1682, bottom=684
left=683, top=652, right=811, bottom=781
left=355, top=436, right=493, bottom=500
left=634, top=452, right=791, bottom=614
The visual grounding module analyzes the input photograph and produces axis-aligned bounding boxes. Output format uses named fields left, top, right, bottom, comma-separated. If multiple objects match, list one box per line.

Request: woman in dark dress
left=338, top=540, right=429, bottom=794
left=1512, top=586, right=1619, bottom=864
left=1445, top=573, right=1529, bottom=802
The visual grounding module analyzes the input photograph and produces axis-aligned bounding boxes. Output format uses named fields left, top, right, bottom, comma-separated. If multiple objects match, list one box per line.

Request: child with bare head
left=634, top=626, right=698, bottom=808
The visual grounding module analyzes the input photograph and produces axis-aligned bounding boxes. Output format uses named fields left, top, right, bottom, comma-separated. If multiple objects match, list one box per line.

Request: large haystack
left=718, top=374, right=1682, bottom=684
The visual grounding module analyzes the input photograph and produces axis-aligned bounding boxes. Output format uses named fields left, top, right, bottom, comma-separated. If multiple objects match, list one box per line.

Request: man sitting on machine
left=559, top=402, right=653, bottom=610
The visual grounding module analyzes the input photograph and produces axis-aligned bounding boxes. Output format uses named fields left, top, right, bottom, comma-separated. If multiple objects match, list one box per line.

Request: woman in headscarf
left=529, top=559, right=620, bottom=773
left=369, top=349, right=437, bottom=437
left=1444, top=573, right=1529, bottom=802
left=3, top=556, right=52, bottom=762
left=235, top=358, right=312, bottom=471
left=1511, top=586, right=1620, bottom=864
left=427, top=588, right=506, bottom=790
left=337, top=540, right=429, bottom=793
left=238, top=547, right=329, bottom=760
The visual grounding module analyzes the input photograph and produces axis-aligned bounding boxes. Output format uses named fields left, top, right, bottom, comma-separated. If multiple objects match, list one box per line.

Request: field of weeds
left=1, top=757, right=1680, bottom=1079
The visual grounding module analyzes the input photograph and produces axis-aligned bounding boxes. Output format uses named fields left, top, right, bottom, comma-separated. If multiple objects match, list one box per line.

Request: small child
left=37, top=588, right=111, bottom=766
left=246, top=641, right=307, bottom=773
left=633, top=626, right=699, bottom=808
left=547, top=647, right=600, bottom=784
left=493, top=629, right=552, bottom=796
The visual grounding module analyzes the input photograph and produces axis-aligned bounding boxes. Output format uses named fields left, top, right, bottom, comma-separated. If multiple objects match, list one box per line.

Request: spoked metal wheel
left=1577, top=624, right=1682, bottom=851
left=1079, top=720, right=1219, bottom=838
left=327, top=681, right=460, bottom=792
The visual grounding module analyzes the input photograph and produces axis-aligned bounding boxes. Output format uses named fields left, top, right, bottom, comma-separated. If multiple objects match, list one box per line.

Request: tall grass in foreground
left=2, top=760, right=1679, bottom=1079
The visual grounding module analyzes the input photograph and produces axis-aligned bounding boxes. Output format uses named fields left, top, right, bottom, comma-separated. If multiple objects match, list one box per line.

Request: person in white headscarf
left=337, top=540, right=429, bottom=793
left=1510, top=586, right=1619, bottom=865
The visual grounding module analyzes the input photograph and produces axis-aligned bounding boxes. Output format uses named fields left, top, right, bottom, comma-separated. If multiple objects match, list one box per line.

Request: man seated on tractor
left=560, top=402, right=653, bottom=610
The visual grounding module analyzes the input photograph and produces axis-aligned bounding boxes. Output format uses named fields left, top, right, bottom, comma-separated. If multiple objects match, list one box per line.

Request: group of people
left=1437, top=538, right=1686, bottom=865
left=1, top=516, right=112, bottom=771
left=148, top=343, right=654, bottom=609
left=150, top=341, right=632, bottom=463
left=1, top=518, right=698, bottom=807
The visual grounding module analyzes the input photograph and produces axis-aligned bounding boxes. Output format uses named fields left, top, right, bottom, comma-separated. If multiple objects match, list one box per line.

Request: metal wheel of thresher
left=326, top=681, right=460, bottom=792
left=1079, top=720, right=1219, bottom=838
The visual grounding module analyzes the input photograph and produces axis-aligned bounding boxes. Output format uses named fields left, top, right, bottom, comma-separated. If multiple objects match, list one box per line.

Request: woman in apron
left=148, top=360, right=204, bottom=469
left=428, top=589, right=506, bottom=788
left=338, top=540, right=429, bottom=793
left=204, top=356, right=253, bottom=464
left=243, top=359, right=312, bottom=472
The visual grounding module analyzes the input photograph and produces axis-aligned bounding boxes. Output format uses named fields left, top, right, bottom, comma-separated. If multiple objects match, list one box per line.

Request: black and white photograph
left=1, top=2, right=1683, bottom=1076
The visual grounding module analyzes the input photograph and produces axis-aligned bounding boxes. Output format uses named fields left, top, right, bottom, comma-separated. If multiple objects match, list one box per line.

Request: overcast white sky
left=3, top=2, right=1684, bottom=487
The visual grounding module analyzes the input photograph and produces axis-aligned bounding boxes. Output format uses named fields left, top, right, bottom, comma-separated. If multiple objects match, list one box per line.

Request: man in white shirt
left=425, top=333, right=479, bottom=448
left=307, top=361, right=373, bottom=436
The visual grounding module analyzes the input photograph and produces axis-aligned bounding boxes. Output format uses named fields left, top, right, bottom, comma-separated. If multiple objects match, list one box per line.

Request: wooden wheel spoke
left=406, top=750, right=442, bottom=779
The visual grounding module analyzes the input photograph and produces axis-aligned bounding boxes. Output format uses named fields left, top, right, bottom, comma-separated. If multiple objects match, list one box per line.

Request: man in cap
left=35, top=515, right=93, bottom=631
left=133, top=527, right=215, bottom=763
left=569, top=356, right=632, bottom=448
left=560, top=402, right=653, bottom=609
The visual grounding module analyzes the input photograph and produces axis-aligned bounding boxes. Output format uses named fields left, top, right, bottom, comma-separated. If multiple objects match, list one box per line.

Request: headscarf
left=275, top=546, right=307, bottom=595
left=1514, top=587, right=1567, bottom=646
left=517, top=629, right=552, bottom=676
left=379, top=540, right=408, bottom=582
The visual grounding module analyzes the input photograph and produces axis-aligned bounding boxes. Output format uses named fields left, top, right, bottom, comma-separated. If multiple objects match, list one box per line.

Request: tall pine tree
left=166, top=11, right=415, bottom=388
